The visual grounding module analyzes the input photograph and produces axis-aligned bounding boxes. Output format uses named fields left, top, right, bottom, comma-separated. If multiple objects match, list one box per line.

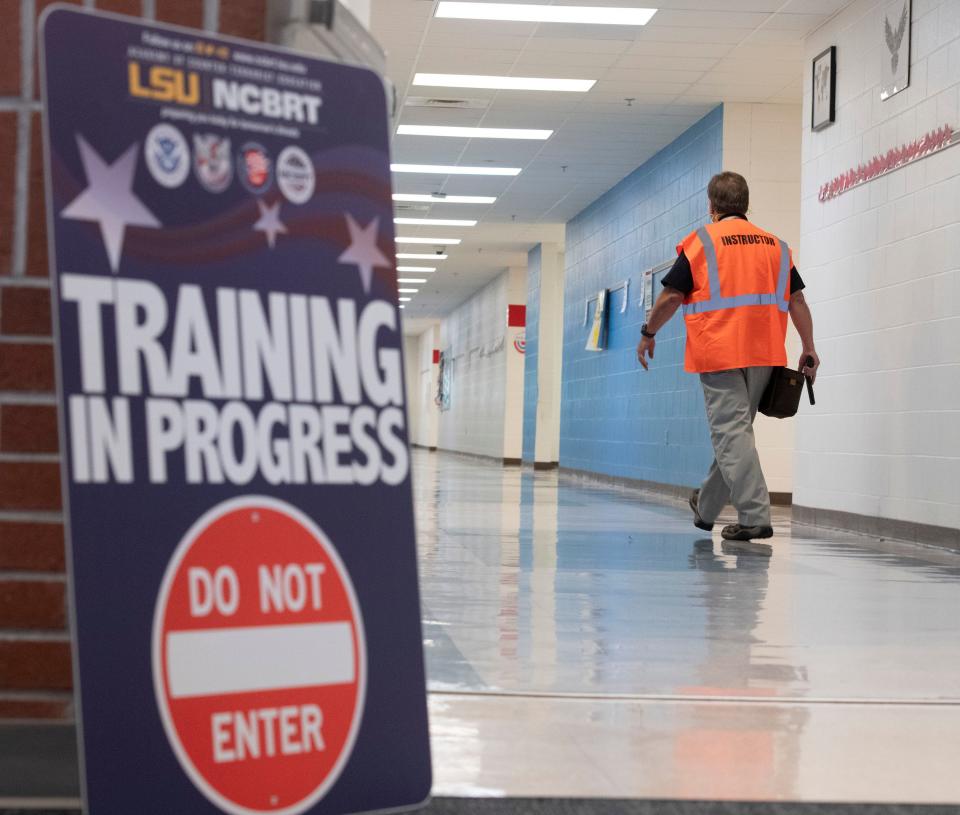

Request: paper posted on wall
left=643, top=271, right=654, bottom=321
left=586, top=289, right=608, bottom=352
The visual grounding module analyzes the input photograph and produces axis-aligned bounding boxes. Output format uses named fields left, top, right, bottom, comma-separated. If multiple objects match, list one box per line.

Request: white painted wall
left=797, top=0, right=960, bottom=530
left=723, top=102, right=804, bottom=496
left=403, top=334, right=420, bottom=446
left=503, top=267, right=528, bottom=461
left=535, top=245, right=565, bottom=465
left=437, top=271, right=514, bottom=459
left=404, top=267, right=528, bottom=460
left=403, top=324, right=441, bottom=449
left=421, top=324, right=441, bottom=449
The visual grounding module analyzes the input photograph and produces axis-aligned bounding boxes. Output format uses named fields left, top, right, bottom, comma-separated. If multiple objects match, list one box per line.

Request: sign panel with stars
left=39, top=7, right=430, bottom=815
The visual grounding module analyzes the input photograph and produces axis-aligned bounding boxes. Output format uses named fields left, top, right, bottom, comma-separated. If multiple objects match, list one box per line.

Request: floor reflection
left=414, top=450, right=960, bottom=802
left=414, top=451, right=960, bottom=701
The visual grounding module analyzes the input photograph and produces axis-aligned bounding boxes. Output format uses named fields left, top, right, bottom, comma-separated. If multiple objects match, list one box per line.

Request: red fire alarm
left=432, top=349, right=441, bottom=364
left=507, top=305, right=526, bottom=327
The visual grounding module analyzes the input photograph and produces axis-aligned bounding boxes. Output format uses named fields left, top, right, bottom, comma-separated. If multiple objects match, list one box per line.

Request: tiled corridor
left=414, top=452, right=960, bottom=802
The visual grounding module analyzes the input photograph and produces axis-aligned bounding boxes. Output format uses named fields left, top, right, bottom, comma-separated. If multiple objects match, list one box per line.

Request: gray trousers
left=697, top=366, right=774, bottom=528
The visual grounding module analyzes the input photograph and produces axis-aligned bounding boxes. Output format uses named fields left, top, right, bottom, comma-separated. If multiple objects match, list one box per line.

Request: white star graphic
left=338, top=214, right=392, bottom=293
left=61, top=136, right=161, bottom=273
left=253, top=200, right=288, bottom=249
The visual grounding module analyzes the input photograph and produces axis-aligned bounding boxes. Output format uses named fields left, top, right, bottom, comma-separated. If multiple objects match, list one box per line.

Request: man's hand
left=637, top=336, right=655, bottom=370
left=637, top=287, right=683, bottom=370
left=789, top=292, right=819, bottom=383
left=799, top=349, right=820, bottom=383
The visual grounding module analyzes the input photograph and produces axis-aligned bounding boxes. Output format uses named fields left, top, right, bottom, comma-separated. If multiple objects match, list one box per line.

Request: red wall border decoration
left=818, top=124, right=957, bottom=202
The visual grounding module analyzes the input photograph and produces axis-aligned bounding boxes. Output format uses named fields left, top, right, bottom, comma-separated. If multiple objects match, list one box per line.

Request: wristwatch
left=640, top=323, right=656, bottom=339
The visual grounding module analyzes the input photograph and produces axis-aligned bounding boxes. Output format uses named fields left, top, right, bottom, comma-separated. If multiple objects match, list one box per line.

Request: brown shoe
left=721, top=524, right=773, bottom=541
left=689, top=490, right=714, bottom=532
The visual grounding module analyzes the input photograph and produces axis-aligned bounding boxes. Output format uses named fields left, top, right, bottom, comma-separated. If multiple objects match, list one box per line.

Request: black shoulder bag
left=758, top=357, right=816, bottom=419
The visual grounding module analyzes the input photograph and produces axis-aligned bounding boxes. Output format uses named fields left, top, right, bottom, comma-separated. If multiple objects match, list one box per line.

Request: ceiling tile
left=366, top=0, right=845, bottom=320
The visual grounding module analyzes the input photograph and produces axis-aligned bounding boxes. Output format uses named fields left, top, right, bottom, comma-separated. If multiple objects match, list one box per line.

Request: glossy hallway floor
left=413, top=451, right=960, bottom=804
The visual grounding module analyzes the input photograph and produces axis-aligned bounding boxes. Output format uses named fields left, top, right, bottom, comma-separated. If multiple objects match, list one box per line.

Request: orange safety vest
left=677, top=218, right=792, bottom=374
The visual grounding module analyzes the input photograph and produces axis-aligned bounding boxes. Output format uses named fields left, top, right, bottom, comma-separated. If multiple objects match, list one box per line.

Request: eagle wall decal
left=884, top=1, right=908, bottom=73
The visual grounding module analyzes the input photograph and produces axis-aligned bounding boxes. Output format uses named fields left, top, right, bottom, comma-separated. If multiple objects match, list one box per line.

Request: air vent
left=404, top=96, right=490, bottom=111
left=394, top=203, right=431, bottom=212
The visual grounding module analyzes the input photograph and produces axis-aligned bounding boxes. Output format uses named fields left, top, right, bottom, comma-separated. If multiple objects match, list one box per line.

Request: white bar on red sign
left=166, top=622, right=355, bottom=698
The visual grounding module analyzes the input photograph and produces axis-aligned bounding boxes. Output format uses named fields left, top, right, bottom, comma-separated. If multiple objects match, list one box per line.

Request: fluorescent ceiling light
left=392, top=164, right=520, bottom=176
left=399, top=288, right=420, bottom=294
left=399, top=297, right=412, bottom=302
left=397, top=124, right=552, bottom=140
left=414, top=73, right=595, bottom=92
left=435, top=2, right=657, bottom=25
left=395, top=236, right=462, bottom=245
left=395, top=217, right=477, bottom=226
left=397, top=253, right=448, bottom=260
left=397, top=266, right=437, bottom=272
left=398, top=278, right=427, bottom=283
left=393, top=193, right=497, bottom=204
left=399, top=305, right=405, bottom=309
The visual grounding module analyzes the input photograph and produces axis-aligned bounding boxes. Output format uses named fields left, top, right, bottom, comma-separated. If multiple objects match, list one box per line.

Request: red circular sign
left=153, top=497, right=366, bottom=815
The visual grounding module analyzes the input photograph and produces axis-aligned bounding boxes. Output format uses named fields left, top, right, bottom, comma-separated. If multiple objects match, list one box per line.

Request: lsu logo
left=128, top=62, right=200, bottom=106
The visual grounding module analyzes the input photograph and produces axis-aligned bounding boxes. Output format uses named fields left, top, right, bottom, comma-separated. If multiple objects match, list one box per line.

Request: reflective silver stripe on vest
left=683, top=227, right=791, bottom=317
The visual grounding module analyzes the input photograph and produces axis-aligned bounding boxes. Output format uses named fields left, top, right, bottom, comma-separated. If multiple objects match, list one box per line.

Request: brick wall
left=796, top=0, right=960, bottom=531
left=0, top=0, right=267, bottom=721
left=559, top=106, right=723, bottom=486
left=437, top=271, right=512, bottom=459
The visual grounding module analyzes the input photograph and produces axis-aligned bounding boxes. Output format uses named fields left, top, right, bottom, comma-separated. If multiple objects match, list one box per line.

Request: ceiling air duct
left=267, top=1, right=395, bottom=118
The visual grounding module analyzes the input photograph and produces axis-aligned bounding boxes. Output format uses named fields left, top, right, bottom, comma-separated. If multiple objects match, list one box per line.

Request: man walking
left=637, top=172, right=819, bottom=541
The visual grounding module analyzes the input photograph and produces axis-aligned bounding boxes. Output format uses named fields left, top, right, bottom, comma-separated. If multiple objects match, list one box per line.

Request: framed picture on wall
left=811, top=46, right=836, bottom=131
left=880, top=0, right=910, bottom=100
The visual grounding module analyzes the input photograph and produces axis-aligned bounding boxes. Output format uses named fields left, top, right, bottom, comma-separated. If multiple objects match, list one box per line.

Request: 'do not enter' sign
left=153, top=497, right=365, bottom=815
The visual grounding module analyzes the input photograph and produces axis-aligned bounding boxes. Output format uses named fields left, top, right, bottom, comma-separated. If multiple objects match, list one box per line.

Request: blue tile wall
left=559, top=105, right=723, bottom=487
left=522, top=244, right=542, bottom=462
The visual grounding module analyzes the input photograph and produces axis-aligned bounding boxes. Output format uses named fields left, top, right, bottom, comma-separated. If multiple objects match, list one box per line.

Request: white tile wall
left=403, top=335, right=421, bottom=445
left=419, top=324, right=441, bottom=449
left=535, top=246, right=565, bottom=465
left=403, top=324, right=441, bottom=449
left=437, top=271, right=514, bottom=459
left=405, top=270, right=527, bottom=460
left=798, top=0, right=960, bottom=530
left=502, top=267, right=528, bottom=460
left=723, top=102, right=804, bottom=495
